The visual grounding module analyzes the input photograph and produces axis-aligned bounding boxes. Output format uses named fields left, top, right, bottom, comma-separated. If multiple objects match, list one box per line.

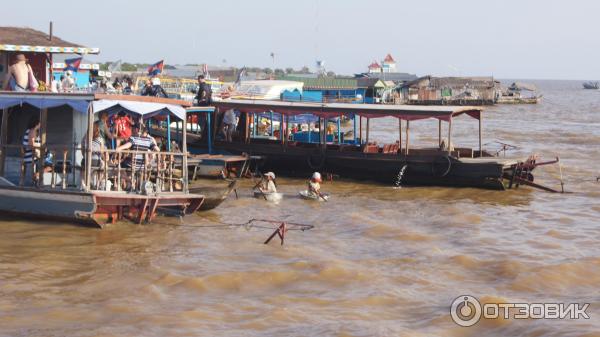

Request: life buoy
left=307, top=148, right=326, bottom=170
left=432, top=155, right=452, bottom=178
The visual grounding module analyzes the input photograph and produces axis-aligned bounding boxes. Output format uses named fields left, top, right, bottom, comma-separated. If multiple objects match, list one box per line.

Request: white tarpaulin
left=92, top=99, right=186, bottom=120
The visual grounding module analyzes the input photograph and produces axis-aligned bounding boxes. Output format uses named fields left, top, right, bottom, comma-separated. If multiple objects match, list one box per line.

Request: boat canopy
left=0, top=92, right=94, bottom=113
left=509, top=82, right=537, bottom=91
left=214, top=99, right=482, bottom=121
left=92, top=94, right=190, bottom=120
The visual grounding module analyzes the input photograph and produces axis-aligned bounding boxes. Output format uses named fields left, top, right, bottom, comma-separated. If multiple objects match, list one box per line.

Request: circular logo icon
left=450, top=295, right=482, bottom=327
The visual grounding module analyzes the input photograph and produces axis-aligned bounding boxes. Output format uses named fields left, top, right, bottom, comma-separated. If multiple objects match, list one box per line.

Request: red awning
left=213, top=99, right=482, bottom=121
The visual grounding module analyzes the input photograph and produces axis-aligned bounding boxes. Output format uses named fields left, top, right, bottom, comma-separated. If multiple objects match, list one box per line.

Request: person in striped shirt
left=116, top=124, right=159, bottom=170
left=22, top=116, right=41, bottom=185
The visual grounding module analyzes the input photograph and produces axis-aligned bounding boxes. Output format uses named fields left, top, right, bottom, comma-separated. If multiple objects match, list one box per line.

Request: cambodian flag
left=147, top=60, right=164, bottom=76
left=65, top=57, right=82, bottom=71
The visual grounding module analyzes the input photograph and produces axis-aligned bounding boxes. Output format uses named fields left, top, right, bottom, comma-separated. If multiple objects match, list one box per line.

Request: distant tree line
left=100, top=62, right=315, bottom=75
left=98, top=62, right=176, bottom=72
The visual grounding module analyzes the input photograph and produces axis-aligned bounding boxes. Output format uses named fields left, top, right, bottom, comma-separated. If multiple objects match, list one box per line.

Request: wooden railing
left=0, top=144, right=187, bottom=194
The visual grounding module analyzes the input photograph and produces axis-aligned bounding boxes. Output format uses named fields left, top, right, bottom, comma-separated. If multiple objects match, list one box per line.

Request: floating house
left=397, top=76, right=500, bottom=106
left=0, top=26, right=100, bottom=88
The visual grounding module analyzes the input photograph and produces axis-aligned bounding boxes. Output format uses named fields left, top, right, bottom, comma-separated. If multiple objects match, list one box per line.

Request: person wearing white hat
left=308, top=172, right=322, bottom=198
left=257, top=172, right=277, bottom=194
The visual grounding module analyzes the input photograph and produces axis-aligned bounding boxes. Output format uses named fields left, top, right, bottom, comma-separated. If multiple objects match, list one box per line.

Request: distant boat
left=583, top=82, right=599, bottom=89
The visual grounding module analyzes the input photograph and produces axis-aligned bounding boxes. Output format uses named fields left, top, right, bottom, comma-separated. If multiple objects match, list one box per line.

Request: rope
left=170, top=218, right=315, bottom=232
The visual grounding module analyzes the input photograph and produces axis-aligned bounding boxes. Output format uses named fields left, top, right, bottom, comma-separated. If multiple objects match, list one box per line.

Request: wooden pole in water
left=0, top=108, right=8, bottom=176
left=478, top=111, right=482, bottom=156
left=405, top=120, right=410, bottom=155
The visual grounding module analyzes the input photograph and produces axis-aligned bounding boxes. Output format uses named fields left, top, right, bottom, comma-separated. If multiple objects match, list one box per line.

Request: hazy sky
left=3, top=0, right=599, bottom=80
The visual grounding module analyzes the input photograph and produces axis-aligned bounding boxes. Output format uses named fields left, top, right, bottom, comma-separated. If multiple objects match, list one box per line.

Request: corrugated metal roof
left=278, top=76, right=361, bottom=89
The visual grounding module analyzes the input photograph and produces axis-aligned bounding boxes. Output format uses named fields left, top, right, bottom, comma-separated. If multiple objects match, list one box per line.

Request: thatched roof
left=0, top=26, right=80, bottom=47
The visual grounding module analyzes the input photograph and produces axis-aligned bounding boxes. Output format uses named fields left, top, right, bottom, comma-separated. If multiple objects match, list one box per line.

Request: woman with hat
left=257, top=172, right=277, bottom=194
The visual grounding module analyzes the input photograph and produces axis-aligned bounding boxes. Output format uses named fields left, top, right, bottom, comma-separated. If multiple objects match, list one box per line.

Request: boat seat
left=362, top=143, right=379, bottom=154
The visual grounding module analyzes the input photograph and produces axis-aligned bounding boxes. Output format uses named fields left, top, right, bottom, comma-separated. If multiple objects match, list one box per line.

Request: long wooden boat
left=0, top=92, right=205, bottom=227
left=185, top=99, right=558, bottom=191
left=189, top=179, right=237, bottom=211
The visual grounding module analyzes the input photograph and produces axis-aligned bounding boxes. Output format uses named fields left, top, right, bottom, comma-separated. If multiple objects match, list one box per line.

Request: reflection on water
left=1, top=80, right=600, bottom=336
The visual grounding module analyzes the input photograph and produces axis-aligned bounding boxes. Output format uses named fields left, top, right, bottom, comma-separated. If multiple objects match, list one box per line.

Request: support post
left=353, top=113, right=357, bottom=144
left=366, top=118, right=370, bottom=144
left=478, top=112, right=482, bottom=156
left=38, top=108, right=48, bottom=185
left=398, top=118, right=402, bottom=154
left=167, top=114, right=171, bottom=151
left=207, top=111, right=212, bottom=154
left=182, top=115, right=189, bottom=193
left=448, top=116, right=453, bottom=155
left=405, top=120, right=410, bottom=155
left=438, top=119, right=442, bottom=146
left=0, top=108, right=8, bottom=176
left=270, top=111, right=274, bottom=136
left=337, top=115, right=341, bottom=144
left=85, top=105, right=94, bottom=192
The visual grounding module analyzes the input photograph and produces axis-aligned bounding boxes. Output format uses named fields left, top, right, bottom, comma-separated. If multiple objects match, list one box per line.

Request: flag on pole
left=147, top=60, right=164, bottom=76
left=65, top=57, right=82, bottom=71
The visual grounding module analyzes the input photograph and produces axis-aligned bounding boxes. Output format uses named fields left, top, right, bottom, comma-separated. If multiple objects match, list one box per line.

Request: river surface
left=1, top=80, right=600, bottom=336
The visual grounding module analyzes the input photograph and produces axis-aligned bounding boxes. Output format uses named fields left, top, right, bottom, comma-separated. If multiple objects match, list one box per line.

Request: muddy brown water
left=1, top=80, right=600, bottom=336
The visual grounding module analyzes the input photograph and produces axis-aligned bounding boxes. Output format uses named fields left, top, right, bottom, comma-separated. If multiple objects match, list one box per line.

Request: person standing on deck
left=61, top=70, right=76, bottom=93
left=2, top=54, right=37, bottom=92
left=307, top=172, right=323, bottom=198
left=195, top=75, right=212, bottom=106
left=221, top=109, right=237, bottom=142
left=21, top=117, right=41, bottom=185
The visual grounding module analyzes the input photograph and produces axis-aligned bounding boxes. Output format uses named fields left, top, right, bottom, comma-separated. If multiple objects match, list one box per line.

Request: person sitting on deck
left=116, top=124, right=160, bottom=169
left=307, top=172, right=323, bottom=198
left=2, top=54, right=38, bottom=92
left=61, top=70, right=76, bottom=93
left=256, top=172, right=277, bottom=194
left=114, top=111, right=134, bottom=147
left=98, top=111, right=116, bottom=148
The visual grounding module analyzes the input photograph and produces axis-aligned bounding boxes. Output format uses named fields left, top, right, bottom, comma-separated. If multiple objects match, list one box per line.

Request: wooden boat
left=497, top=82, right=542, bottom=104
left=253, top=190, right=283, bottom=202
left=0, top=92, right=205, bottom=227
left=182, top=99, right=561, bottom=191
left=298, top=190, right=329, bottom=201
left=189, top=179, right=237, bottom=211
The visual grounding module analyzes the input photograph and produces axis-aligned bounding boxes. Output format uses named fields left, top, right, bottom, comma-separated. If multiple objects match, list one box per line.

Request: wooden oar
left=318, top=192, right=328, bottom=202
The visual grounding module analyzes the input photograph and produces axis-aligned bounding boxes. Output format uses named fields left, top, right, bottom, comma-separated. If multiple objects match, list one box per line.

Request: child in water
left=259, top=172, right=277, bottom=193
left=308, top=172, right=322, bottom=198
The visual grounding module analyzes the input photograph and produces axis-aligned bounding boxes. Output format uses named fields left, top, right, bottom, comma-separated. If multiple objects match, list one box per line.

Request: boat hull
left=204, top=141, right=508, bottom=190
left=189, top=180, right=237, bottom=211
